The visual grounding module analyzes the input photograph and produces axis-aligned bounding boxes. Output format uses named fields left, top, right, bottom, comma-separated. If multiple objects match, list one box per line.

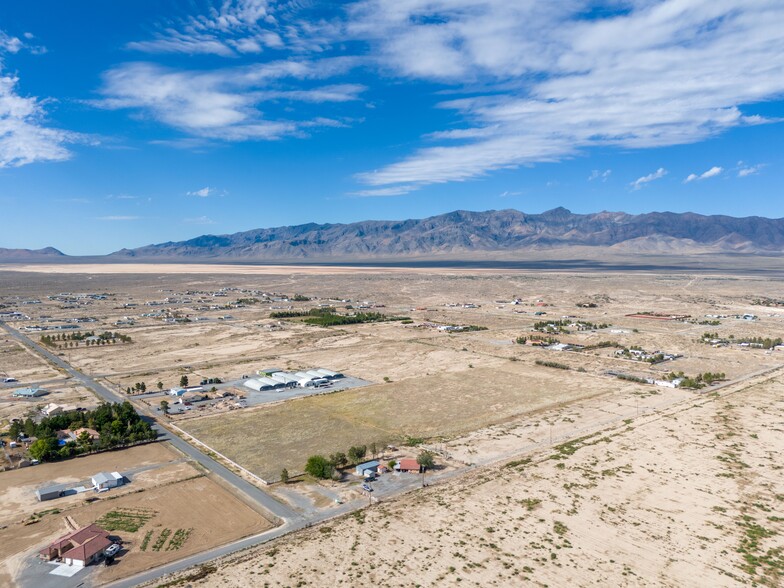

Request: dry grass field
left=181, top=363, right=623, bottom=480
left=154, top=374, right=784, bottom=588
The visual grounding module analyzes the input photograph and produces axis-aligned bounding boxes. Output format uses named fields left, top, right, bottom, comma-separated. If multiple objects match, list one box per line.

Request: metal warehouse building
left=36, top=483, right=67, bottom=502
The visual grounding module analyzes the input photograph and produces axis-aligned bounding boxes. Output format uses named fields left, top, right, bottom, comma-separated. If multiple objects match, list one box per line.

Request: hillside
left=108, top=208, right=784, bottom=260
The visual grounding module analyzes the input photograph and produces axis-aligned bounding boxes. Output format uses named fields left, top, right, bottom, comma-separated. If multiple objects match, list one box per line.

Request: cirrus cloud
left=684, top=166, right=723, bottom=183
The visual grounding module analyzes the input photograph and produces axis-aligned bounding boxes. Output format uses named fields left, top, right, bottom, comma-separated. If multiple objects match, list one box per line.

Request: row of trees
left=666, top=371, right=725, bottom=389
left=302, top=447, right=436, bottom=481
left=10, top=402, right=156, bottom=463
left=303, top=443, right=379, bottom=480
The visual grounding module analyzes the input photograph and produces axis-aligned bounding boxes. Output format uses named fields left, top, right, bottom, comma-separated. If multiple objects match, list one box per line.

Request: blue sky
left=0, top=0, right=783, bottom=255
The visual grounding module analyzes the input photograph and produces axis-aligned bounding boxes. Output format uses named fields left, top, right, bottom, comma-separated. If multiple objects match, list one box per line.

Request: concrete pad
left=49, top=564, right=83, bottom=577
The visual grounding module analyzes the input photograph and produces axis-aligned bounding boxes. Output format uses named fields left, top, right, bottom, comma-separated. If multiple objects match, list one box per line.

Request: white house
left=41, top=403, right=63, bottom=416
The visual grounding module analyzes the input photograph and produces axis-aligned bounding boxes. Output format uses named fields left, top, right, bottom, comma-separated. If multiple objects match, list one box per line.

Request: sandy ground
left=151, top=373, right=784, bottom=588
left=0, top=443, right=185, bottom=525
left=0, top=442, right=275, bottom=587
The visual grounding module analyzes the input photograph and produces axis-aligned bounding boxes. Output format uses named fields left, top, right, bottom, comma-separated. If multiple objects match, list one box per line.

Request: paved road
left=7, top=318, right=780, bottom=588
left=0, top=321, right=299, bottom=526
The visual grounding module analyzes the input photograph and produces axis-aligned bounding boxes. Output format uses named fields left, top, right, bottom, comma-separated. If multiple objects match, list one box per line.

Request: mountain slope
left=0, top=247, right=66, bottom=262
left=108, top=208, right=784, bottom=261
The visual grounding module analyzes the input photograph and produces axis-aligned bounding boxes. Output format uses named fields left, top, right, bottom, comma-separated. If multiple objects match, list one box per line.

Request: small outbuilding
left=92, top=471, right=124, bottom=490
left=355, top=460, right=381, bottom=477
left=36, top=483, right=67, bottom=502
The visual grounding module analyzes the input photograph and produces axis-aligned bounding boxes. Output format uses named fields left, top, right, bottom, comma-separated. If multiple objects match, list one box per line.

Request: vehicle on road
left=3, top=377, right=18, bottom=383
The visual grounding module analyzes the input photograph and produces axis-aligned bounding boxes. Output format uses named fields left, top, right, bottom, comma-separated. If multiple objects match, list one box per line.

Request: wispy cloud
left=588, top=169, right=611, bottom=182
left=0, top=29, right=82, bottom=168
left=91, top=59, right=361, bottom=142
left=349, top=2, right=784, bottom=192
left=187, top=187, right=216, bottom=198
left=106, top=194, right=138, bottom=200
left=737, top=162, right=764, bottom=177
left=126, top=0, right=285, bottom=57
left=630, top=168, right=667, bottom=191
left=349, top=185, right=419, bottom=197
left=684, top=166, right=723, bottom=183
left=96, top=215, right=141, bottom=221
left=183, top=215, right=216, bottom=225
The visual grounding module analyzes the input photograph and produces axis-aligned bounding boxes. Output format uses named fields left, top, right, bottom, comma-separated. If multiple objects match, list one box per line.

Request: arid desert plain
left=0, top=263, right=782, bottom=588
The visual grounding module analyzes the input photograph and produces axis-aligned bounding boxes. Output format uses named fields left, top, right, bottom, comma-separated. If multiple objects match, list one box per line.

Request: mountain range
left=109, top=208, right=784, bottom=260
left=2, top=208, right=784, bottom=262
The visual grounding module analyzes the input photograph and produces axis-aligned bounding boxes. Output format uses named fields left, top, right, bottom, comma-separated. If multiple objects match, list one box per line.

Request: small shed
left=36, top=483, right=67, bottom=502
left=354, top=460, right=381, bottom=477
left=92, top=471, right=124, bottom=490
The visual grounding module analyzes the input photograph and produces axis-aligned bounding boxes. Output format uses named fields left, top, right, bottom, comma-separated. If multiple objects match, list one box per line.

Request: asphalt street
left=0, top=321, right=299, bottom=525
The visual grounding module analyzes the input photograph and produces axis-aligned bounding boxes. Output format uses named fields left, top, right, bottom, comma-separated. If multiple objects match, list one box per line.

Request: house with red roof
left=397, top=458, right=421, bottom=473
left=39, top=524, right=112, bottom=568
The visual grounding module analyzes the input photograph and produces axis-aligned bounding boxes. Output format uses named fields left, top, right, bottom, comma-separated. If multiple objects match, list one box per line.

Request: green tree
left=304, top=455, right=333, bottom=479
left=77, top=430, right=94, bottom=452
left=179, top=375, right=189, bottom=387
left=157, top=381, right=164, bottom=391
left=329, top=452, right=348, bottom=468
left=160, top=400, right=169, bottom=414
left=29, top=437, right=59, bottom=462
left=347, top=445, right=367, bottom=464
left=280, top=468, right=289, bottom=484
left=416, top=450, right=435, bottom=470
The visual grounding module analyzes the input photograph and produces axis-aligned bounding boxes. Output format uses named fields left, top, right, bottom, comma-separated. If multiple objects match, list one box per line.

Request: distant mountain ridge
left=108, top=208, right=784, bottom=260
left=0, top=247, right=65, bottom=261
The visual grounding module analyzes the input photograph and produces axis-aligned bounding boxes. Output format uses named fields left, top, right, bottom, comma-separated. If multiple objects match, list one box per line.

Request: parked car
left=3, top=377, right=18, bottom=383
left=104, top=543, right=121, bottom=557
left=362, top=483, right=373, bottom=492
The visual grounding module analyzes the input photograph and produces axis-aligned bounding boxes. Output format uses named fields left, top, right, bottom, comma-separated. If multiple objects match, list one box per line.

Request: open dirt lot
left=0, top=442, right=190, bottom=525
left=0, top=337, right=63, bottom=384
left=152, top=373, right=784, bottom=588
left=0, top=441, right=275, bottom=587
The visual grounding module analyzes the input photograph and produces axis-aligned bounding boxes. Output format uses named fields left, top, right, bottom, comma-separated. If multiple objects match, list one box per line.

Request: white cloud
left=126, top=0, right=291, bottom=57
left=0, top=32, right=23, bottom=54
left=0, top=31, right=80, bottom=168
left=684, top=165, right=723, bottom=183
left=350, top=184, right=419, bottom=197
left=96, top=215, right=141, bottom=221
left=588, top=169, right=611, bottom=182
left=630, top=168, right=667, bottom=191
left=91, top=59, right=361, bottom=142
left=347, top=1, right=784, bottom=191
left=187, top=187, right=215, bottom=198
left=738, top=163, right=764, bottom=177
left=183, top=215, right=216, bottom=225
